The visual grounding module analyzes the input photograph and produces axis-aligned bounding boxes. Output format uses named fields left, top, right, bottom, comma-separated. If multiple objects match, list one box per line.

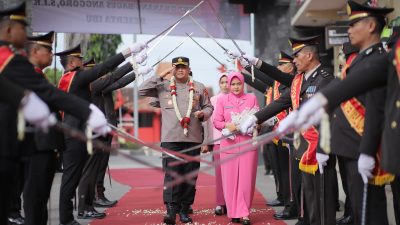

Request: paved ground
left=45, top=149, right=396, bottom=225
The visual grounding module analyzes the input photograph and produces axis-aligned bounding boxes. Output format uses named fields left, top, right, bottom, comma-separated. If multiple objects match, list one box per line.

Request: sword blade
left=109, top=124, right=212, bottom=165
left=186, top=33, right=225, bottom=66
left=189, top=15, right=228, bottom=52
left=146, top=19, right=182, bottom=55
left=165, top=130, right=279, bottom=188
left=206, top=0, right=245, bottom=55
left=145, top=0, right=204, bottom=45
left=151, top=32, right=193, bottom=68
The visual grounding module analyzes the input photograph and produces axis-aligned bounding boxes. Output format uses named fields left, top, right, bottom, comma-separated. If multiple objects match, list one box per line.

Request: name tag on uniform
left=224, top=106, right=233, bottom=109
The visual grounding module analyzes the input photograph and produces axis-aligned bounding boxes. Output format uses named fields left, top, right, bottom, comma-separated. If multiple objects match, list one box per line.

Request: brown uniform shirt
left=139, top=75, right=213, bottom=143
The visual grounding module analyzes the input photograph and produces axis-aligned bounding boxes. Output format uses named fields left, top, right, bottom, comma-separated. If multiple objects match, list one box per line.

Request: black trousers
left=302, top=156, right=337, bottom=225
left=95, top=137, right=112, bottom=197
left=161, top=142, right=200, bottom=207
left=78, top=149, right=104, bottom=212
left=23, top=150, right=57, bottom=225
left=262, top=144, right=271, bottom=172
left=337, top=156, right=388, bottom=225
left=59, top=138, right=89, bottom=224
left=0, top=158, right=19, bottom=225
left=266, top=143, right=281, bottom=200
left=337, top=155, right=353, bottom=218
left=276, top=142, right=295, bottom=212
left=8, top=159, right=24, bottom=218
left=392, top=176, right=400, bottom=225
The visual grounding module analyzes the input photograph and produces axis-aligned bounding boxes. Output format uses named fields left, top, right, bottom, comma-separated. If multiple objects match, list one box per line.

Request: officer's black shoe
left=242, top=218, right=251, bottom=225
left=179, top=213, right=193, bottom=223
left=59, top=220, right=81, bottom=225
left=231, top=218, right=241, bottom=223
left=273, top=210, right=297, bottom=220
left=214, top=205, right=227, bottom=215
left=93, top=196, right=118, bottom=208
left=266, top=198, right=284, bottom=207
left=7, top=214, right=25, bottom=225
left=77, top=209, right=106, bottom=219
left=294, top=218, right=310, bottom=225
left=164, top=203, right=177, bottom=225
left=336, top=215, right=354, bottom=224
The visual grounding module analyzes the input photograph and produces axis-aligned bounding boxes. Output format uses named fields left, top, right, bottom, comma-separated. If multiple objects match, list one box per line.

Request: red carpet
left=91, top=168, right=286, bottom=225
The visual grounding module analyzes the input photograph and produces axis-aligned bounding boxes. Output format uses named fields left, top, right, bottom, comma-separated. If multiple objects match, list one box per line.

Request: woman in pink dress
left=213, top=72, right=259, bottom=225
left=203, top=73, right=229, bottom=215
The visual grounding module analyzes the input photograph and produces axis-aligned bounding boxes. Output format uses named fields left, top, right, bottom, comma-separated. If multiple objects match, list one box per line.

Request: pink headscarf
left=227, top=71, right=245, bottom=97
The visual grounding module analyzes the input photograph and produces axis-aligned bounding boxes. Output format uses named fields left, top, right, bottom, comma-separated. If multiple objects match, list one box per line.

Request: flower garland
left=170, top=76, right=195, bottom=136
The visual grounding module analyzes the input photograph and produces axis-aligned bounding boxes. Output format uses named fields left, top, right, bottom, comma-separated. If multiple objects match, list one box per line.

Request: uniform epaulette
left=319, top=68, right=330, bottom=78
left=365, top=47, right=373, bottom=55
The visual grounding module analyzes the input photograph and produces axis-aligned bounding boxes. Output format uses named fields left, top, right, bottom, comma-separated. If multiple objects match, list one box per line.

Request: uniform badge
left=306, top=86, right=317, bottom=98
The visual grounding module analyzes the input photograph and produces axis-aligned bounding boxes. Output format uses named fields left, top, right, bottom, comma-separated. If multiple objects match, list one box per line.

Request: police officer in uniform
left=139, top=57, right=213, bottom=225
left=56, top=42, right=146, bottom=225
left=292, top=1, right=395, bottom=224
left=239, top=36, right=336, bottom=225
left=0, top=75, right=53, bottom=225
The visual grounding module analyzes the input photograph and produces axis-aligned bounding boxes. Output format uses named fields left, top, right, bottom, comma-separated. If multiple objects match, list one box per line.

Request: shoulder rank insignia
left=365, top=48, right=373, bottom=55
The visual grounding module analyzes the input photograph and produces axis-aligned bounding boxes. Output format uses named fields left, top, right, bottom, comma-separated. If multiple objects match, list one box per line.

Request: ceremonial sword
left=108, top=124, right=214, bottom=165
left=145, top=0, right=204, bottom=45
left=151, top=32, right=194, bottom=68
left=205, top=0, right=255, bottom=77
left=189, top=15, right=229, bottom=54
left=164, top=130, right=280, bottom=188
left=186, top=32, right=225, bottom=66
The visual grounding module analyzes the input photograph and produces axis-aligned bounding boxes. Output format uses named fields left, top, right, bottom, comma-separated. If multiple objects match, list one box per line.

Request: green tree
left=44, top=67, right=63, bottom=86
left=85, top=34, right=122, bottom=63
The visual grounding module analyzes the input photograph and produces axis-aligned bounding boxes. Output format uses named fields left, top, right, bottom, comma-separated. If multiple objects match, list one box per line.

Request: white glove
left=261, top=116, right=276, bottom=127
left=226, top=50, right=241, bottom=60
left=138, top=66, right=153, bottom=75
left=134, top=52, right=147, bottom=65
left=239, top=114, right=257, bottom=134
left=22, top=92, right=55, bottom=129
left=358, top=153, right=375, bottom=184
left=295, top=93, right=328, bottom=130
left=316, top=153, right=329, bottom=174
left=130, top=42, right=147, bottom=55
left=277, top=111, right=298, bottom=133
left=242, top=54, right=259, bottom=66
left=300, top=108, right=325, bottom=131
left=222, top=128, right=235, bottom=140
left=87, top=104, right=110, bottom=136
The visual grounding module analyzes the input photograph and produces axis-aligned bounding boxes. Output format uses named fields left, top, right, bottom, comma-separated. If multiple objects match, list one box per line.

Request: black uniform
left=58, top=52, right=126, bottom=224
left=0, top=40, right=94, bottom=222
left=325, top=43, right=389, bottom=225
left=254, top=61, right=336, bottom=225
left=0, top=76, right=25, bottom=107
left=77, top=62, right=134, bottom=213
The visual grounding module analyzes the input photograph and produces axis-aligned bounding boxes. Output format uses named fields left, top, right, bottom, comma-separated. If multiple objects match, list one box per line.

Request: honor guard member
left=139, top=57, right=213, bottom=225
left=335, top=42, right=359, bottom=225
left=56, top=41, right=146, bottom=225
left=0, top=75, right=52, bottom=225
left=239, top=36, right=336, bottom=225
left=0, top=2, right=109, bottom=225
left=76, top=57, right=150, bottom=217
left=23, top=31, right=106, bottom=225
left=292, top=1, right=396, bottom=224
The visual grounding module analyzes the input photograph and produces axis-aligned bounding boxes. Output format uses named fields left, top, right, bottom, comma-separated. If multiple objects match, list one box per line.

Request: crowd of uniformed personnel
left=0, top=0, right=400, bottom=225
